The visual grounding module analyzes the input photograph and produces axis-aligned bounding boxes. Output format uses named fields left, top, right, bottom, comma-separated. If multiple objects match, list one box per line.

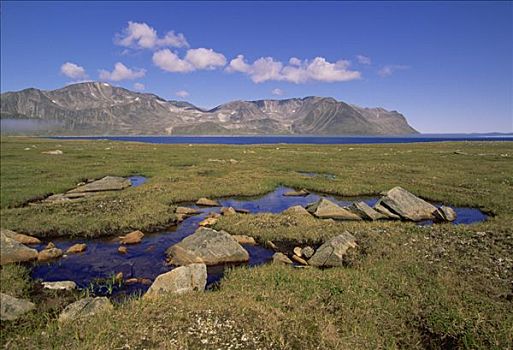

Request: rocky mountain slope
left=0, top=82, right=418, bottom=135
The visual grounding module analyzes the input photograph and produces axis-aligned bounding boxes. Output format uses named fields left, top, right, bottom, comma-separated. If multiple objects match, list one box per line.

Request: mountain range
left=0, top=82, right=418, bottom=135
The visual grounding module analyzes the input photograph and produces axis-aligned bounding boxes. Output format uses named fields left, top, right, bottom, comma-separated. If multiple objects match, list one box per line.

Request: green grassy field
left=1, top=136, right=512, bottom=349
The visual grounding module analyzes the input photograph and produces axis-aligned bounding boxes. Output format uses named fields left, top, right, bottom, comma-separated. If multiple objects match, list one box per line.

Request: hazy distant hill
left=0, top=82, right=418, bottom=135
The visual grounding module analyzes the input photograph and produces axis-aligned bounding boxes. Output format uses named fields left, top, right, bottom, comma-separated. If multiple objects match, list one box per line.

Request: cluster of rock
left=41, top=176, right=132, bottom=204
left=284, top=186, right=457, bottom=223
left=271, top=231, right=358, bottom=268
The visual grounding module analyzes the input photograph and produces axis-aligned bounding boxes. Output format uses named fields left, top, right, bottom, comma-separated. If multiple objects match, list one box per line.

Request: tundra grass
left=1, top=136, right=512, bottom=349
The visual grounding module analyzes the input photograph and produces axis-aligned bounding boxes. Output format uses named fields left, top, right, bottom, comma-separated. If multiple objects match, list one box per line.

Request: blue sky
left=1, top=1, right=512, bottom=133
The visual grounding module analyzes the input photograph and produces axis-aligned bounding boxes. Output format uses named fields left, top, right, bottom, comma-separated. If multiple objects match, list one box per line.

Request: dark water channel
left=31, top=187, right=487, bottom=298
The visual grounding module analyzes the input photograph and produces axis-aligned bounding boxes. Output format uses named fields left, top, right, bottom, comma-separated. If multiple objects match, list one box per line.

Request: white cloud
left=175, top=90, right=190, bottom=98
left=227, top=55, right=361, bottom=83
left=271, top=88, right=284, bottom=96
left=356, top=55, right=371, bottom=65
left=98, top=62, right=146, bottom=81
left=133, top=82, right=145, bottom=91
left=60, top=62, right=88, bottom=79
left=152, top=49, right=194, bottom=73
left=185, top=48, right=226, bottom=70
left=153, top=48, right=226, bottom=73
left=115, top=21, right=189, bottom=50
left=378, top=64, right=409, bottom=77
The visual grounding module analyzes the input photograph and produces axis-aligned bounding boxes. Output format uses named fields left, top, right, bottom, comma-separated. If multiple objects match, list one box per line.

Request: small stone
left=46, top=242, right=56, bottom=249
left=115, top=272, right=123, bottom=283
left=272, top=252, right=293, bottom=265
left=291, top=255, right=308, bottom=265
left=196, top=198, right=220, bottom=207
left=306, top=198, right=362, bottom=220
left=293, top=247, right=302, bottom=257
left=42, top=150, right=63, bottom=155
left=266, top=241, right=278, bottom=250
left=58, top=297, right=113, bottom=323
left=66, top=243, right=87, bottom=254
left=283, top=189, right=309, bottom=197
left=433, top=206, right=457, bottom=222
left=38, top=247, right=63, bottom=262
left=301, top=246, right=315, bottom=259
left=175, top=207, right=199, bottom=215
left=199, top=217, right=218, bottom=227
left=118, top=246, right=128, bottom=254
left=119, top=230, right=144, bottom=244
left=42, top=281, right=77, bottom=291
left=1, top=293, right=35, bottom=321
left=220, top=207, right=237, bottom=216
left=232, top=235, right=256, bottom=245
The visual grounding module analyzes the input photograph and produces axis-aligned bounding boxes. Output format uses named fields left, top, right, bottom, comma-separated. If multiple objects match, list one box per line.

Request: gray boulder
left=0, top=293, right=35, bottom=321
left=379, top=187, right=437, bottom=221
left=433, top=206, right=457, bottom=222
left=144, top=263, right=207, bottom=299
left=308, top=232, right=358, bottom=267
left=349, top=201, right=387, bottom=221
left=301, top=246, right=315, bottom=259
left=306, top=198, right=362, bottom=220
left=0, top=231, right=38, bottom=265
left=166, top=227, right=249, bottom=265
left=58, top=297, right=113, bottom=323
left=67, top=176, right=131, bottom=193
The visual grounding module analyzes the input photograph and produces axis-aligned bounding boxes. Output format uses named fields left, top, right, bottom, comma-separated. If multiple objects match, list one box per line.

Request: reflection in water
left=31, top=186, right=487, bottom=298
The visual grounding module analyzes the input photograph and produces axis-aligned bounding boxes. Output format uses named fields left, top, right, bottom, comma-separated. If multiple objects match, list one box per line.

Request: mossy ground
left=1, top=137, right=512, bottom=349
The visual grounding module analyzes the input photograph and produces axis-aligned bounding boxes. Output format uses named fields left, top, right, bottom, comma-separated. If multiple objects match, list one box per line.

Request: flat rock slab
left=283, top=189, right=309, bottom=197
left=309, top=232, right=358, bottom=267
left=66, top=243, right=87, bottom=254
left=68, top=176, right=131, bottom=193
left=58, top=297, right=113, bottom=323
left=306, top=198, right=362, bottom=221
left=1, top=293, right=35, bottom=321
left=175, top=206, right=200, bottom=215
left=166, top=227, right=249, bottom=266
left=144, top=263, right=207, bottom=298
left=1, top=229, right=41, bottom=244
left=380, top=187, right=437, bottom=221
left=196, top=197, right=220, bottom=207
left=282, top=205, right=311, bottom=216
left=0, top=231, right=38, bottom=265
left=349, top=201, right=387, bottom=221
left=373, top=200, right=401, bottom=219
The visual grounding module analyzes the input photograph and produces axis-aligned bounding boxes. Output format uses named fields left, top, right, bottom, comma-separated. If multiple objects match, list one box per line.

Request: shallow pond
left=31, top=187, right=487, bottom=298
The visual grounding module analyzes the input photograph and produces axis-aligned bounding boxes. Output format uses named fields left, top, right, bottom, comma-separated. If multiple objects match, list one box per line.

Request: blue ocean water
left=50, top=134, right=513, bottom=145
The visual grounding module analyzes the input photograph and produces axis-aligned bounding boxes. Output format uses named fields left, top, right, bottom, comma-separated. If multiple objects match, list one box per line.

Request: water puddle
left=30, top=186, right=487, bottom=298
left=128, top=175, right=147, bottom=187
